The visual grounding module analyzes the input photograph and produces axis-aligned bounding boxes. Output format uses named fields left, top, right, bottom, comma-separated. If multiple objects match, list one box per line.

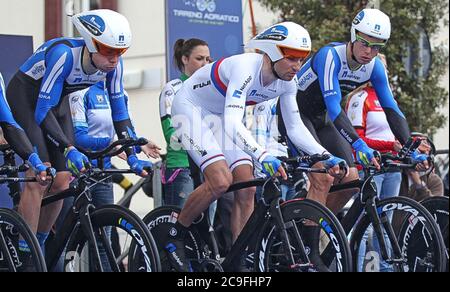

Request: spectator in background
left=400, top=133, right=445, bottom=201
left=346, top=54, right=403, bottom=202
left=159, top=38, right=211, bottom=207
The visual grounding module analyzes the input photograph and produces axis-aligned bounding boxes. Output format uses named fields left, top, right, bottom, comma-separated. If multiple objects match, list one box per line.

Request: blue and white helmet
left=72, top=9, right=132, bottom=55
left=246, top=22, right=312, bottom=62
left=351, top=9, right=391, bottom=43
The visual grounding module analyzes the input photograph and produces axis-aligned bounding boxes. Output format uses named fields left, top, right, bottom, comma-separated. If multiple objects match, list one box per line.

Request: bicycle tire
left=421, top=196, right=449, bottom=271
left=254, top=199, right=352, bottom=272
left=128, top=206, right=207, bottom=272
left=0, top=208, right=47, bottom=272
left=63, top=205, right=160, bottom=272
left=350, top=196, right=446, bottom=272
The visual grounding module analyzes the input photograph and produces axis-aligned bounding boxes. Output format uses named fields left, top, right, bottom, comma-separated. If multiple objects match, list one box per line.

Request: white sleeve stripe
left=42, top=52, right=67, bottom=94
left=112, top=62, right=122, bottom=94
left=324, top=51, right=335, bottom=91
left=324, top=52, right=330, bottom=91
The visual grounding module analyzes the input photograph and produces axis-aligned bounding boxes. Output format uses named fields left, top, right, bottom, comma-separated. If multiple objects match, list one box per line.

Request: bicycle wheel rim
left=0, top=208, right=47, bottom=272
left=128, top=206, right=205, bottom=272
left=350, top=196, right=446, bottom=272
left=254, top=199, right=352, bottom=272
left=64, top=205, right=160, bottom=272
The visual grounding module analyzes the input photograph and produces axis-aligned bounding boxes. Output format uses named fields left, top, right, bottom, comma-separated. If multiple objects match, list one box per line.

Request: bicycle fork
left=271, top=199, right=310, bottom=271
left=365, top=197, right=405, bottom=268
left=79, top=204, right=103, bottom=272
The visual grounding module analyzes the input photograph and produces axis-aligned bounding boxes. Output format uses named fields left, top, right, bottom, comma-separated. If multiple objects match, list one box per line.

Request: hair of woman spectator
left=173, top=38, right=209, bottom=72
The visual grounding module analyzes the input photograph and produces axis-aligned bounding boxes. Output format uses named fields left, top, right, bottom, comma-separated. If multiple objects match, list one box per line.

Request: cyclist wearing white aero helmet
left=6, top=9, right=150, bottom=252
left=166, top=22, right=348, bottom=272
left=286, top=8, right=428, bottom=217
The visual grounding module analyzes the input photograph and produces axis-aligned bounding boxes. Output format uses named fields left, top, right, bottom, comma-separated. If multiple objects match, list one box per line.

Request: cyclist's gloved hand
left=323, top=154, right=349, bottom=178
left=64, top=147, right=90, bottom=175
left=323, top=155, right=347, bottom=169
left=260, top=155, right=286, bottom=179
left=352, top=139, right=376, bottom=168
left=410, top=150, right=428, bottom=163
left=28, top=153, right=56, bottom=182
left=127, top=154, right=152, bottom=177
left=28, top=152, right=47, bottom=174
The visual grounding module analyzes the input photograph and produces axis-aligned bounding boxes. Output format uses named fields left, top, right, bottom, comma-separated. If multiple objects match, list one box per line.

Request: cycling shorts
left=171, top=96, right=253, bottom=173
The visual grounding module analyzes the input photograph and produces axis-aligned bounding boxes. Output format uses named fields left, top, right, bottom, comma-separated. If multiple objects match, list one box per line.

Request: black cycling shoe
left=302, top=226, right=330, bottom=272
left=164, top=223, right=192, bottom=272
left=165, top=238, right=192, bottom=272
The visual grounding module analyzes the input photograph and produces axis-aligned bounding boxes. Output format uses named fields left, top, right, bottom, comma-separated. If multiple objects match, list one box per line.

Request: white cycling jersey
left=172, top=53, right=327, bottom=172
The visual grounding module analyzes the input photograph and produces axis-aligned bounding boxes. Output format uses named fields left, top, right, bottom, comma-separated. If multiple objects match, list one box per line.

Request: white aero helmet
left=351, top=9, right=391, bottom=43
left=246, top=22, right=312, bottom=62
left=72, top=9, right=132, bottom=56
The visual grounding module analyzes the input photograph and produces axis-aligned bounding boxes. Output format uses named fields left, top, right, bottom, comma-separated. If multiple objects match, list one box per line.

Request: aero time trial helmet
left=351, top=9, right=391, bottom=43
left=72, top=9, right=132, bottom=56
left=246, top=22, right=312, bottom=62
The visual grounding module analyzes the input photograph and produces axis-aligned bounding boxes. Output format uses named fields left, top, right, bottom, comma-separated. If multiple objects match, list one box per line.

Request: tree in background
left=258, top=0, right=449, bottom=137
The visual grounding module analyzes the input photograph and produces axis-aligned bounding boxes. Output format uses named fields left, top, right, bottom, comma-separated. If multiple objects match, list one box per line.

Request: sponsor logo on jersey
left=226, top=104, right=244, bottom=110
left=352, top=101, right=360, bottom=109
left=97, top=95, right=104, bottom=103
left=249, top=90, right=270, bottom=100
left=232, top=90, right=243, bottom=98
left=193, top=80, right=211, bottom=90
left=240, top=76, right=252, bottom=91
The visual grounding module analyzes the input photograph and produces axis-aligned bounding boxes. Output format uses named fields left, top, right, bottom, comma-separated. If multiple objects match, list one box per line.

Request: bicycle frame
left=211, top=177, right=307, bottom=271
left=42, top=175, right=111, bottom=272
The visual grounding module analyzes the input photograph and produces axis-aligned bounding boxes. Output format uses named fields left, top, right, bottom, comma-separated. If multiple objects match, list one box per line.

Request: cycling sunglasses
left=278, top=45, right=311, bottom=59
left=355, top=34, right=386, bottom=51
left=93, top=38, right=128, bottom=57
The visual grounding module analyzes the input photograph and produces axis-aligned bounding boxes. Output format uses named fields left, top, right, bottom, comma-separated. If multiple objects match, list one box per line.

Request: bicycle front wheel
left=0, top=208, right=47, bottom=272
left=350, top=196, right=446, bottom=272
left=421, top=196, right=449, bottom=271
left=254, top=199, right=352, bottom=272
left=63, top=205, right=160, bottom=272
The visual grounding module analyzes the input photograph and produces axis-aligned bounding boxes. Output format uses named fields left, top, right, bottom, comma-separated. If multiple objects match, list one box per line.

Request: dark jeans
left=163, top=168, right=194, bottom=208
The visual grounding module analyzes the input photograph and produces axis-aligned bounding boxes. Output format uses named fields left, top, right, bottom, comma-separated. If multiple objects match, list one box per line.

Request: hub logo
left=256, top=25, right=288, bottom=41
left=374, top=24, right=381, bottom=32
left=119, top=35, right=125, bottom=43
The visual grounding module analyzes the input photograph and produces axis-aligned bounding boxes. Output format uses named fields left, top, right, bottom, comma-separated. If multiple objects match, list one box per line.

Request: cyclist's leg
left=229, top=164, right=255, bottom=243
left=6, top=78, right=51, bottom=236
left=297, top=111, right=335, bottom=206
left=315, top=117, right=360, bottom=214
left=37, top=99, right=74, bottom=244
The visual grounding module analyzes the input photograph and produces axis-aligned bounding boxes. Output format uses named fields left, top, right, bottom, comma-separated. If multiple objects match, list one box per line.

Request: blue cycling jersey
left=296, top=42, right=410, bottom=144
left=20, top=37, right=129, bottom=125
left=11, top=37, right=136, bottom=153
left=0, top=73, right=36, bottom=160
left=69, top=82, right=115, bottom=168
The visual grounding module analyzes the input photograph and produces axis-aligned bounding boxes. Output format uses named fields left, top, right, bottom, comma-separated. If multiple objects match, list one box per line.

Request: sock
left=36, top=232, right=49, bottom=250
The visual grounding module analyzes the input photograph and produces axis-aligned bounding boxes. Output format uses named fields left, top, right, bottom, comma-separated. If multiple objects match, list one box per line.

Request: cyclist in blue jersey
left=1, top=72, right=54, bottom=184
left=278, top=9, right=429, bottom=243
left=5, top=9, right=151, bottom=251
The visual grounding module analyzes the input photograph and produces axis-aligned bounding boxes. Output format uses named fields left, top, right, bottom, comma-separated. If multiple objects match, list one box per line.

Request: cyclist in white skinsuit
left=165, top=22, right=349, bottom=272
